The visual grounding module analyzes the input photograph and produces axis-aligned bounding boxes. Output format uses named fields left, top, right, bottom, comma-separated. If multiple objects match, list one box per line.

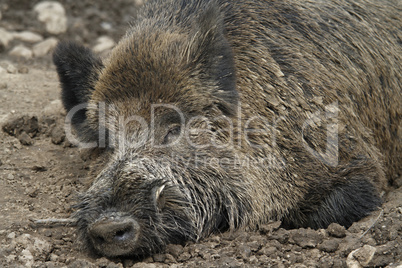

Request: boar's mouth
left=87, top=216, right=141, bottom=257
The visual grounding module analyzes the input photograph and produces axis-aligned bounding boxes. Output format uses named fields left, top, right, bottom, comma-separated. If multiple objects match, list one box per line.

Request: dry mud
left=0, top=1, right=401, bottom=267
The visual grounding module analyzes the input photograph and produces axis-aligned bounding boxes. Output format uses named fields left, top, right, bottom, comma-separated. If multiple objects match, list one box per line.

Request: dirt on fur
left=0, top=1, right=401, bottom=267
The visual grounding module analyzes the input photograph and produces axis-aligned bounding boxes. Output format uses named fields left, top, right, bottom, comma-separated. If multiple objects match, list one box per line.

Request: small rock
left=258, top=246, right=277, bottom=256
left=291, top=228, right=324, bottom=248
left=0, top=66, right=5, bottom=74
left=18, top=132, right=33, bottom=145
left=2, top=115, right=39, bottom=137
left=18, top=66, right=29, bottom=74
left=6, top=64, right=17, bottom=74
left=51, top=126, right=65, bottom=145
left=13, top=31, right=44, bottom=43
left=93, top=36, right=116, bottom=53
left=153, top=253, right=166, bottom=262
left=131, top=263, right=157, bottom=268
left=165, top=244, right=183, bottom=259
left=164, top=253, right=176, bottom=264
left=34, top=1, right=67, bottom=34
left=177, top=252, right=191, bottom=262
left=259, top=221, right=282, bottom=234
left=28, top=188, right=39, bottom=198
left=7, top=232, right=16, bottom=240
left=327, top=222, right=346, bottom=238
left=0, top=82, right=7, bottom=89
left=32, top=37, right=58, bottom=57
left=238, top=244, right=252, bottom=259
left=19, top=249, right=34, bottom=267
left=67, top=259, right=96, bottom=268
left=318, top=239, right=339, bottom=253
left=9, top=45, right=33, bottom=60
left=49, top=253, right=59, bottom=262
left=353, top=245, right=376, bottom=267
left=0, top=27, right=14, bottom=50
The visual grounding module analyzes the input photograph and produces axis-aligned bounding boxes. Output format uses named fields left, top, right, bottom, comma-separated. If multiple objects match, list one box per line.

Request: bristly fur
left=53, top=0, right=401, bottom=258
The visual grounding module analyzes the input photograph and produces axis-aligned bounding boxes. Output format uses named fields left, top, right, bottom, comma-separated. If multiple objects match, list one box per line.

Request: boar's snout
left=88, top=217, right=140, bottom=257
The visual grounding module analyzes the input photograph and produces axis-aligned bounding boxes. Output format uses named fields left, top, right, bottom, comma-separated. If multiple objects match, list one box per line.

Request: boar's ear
left=53, top=41, right=104, bottom=140
left=190, top=4, right=238, bottom=115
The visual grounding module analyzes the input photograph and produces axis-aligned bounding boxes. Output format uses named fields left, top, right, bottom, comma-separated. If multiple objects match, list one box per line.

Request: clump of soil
left=0, top=0, right=401, bottom=267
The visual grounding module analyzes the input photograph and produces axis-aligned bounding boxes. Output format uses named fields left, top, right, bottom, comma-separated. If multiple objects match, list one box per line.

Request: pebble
left=165, top=244, right=184, bottom=259
left=0, top=27, right=14, bottom=50
left=7, top=232, right=16, bottom=240
left=290, top=229, right=324, bottom=248
left=327, top=223, right=347, bottom=238
left=6, top=64, right=17, bottom=74
left=13, top=31, right=44, bottom=43
left=9, top=45, right=33, bottom=60
left=0, top=66, right=6, bottom=74
left=318, top=239, right=339, bottom=253
left=237, top=244, right=252, bottom=259
left=353, top=245, right=376, bottom=267
left=19, top=249, right=34, bottom=267
left=164, top=253, right=176, bottom=264
left=18, top=66, right=29, bottom=74
left=0, top=82, right=7, bottom=89
left=132, top=263, right=157, bottom=268
left=32, top=37, right=59, bottom=57
left=34, top=1, right=67, bottom=34
left=93, top=36, right=116, bottom=53
left=153, top=253, right=166, bottom=262
left=51, top=126, right=65, bottom=145
left=18, top=132, right=33, bottom=145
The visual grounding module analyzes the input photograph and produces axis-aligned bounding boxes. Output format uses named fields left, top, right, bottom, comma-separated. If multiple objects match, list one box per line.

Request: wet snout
left=88, top=217, right=140, bottom=257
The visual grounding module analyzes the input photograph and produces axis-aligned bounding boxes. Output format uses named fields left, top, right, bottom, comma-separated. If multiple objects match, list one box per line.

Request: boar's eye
left=162, top=126, right=181, bottom=145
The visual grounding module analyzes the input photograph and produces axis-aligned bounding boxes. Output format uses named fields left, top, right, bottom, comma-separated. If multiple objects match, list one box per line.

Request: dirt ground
left=0, top=1, right=401, bottom=267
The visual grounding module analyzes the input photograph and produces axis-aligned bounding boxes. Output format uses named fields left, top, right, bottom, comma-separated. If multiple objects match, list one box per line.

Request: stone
left=165, top=244, right=184, bottom=259
left=93, top=36, right=116, bottom=53
left=6, top=64, right=17, bottom=74
left=13, top=31, right=44, bottom=43
left=327, top=223, right=347, bottom=238
left=237, top=244, right=252, bottom=259
left=18, top=132, right=33, bottom=146
left=290, top=228, right=324, bottom=249
left=32, top=37, right=58, bottom=57
left=318, top=239, right=339, bottom=253
left=152, top=253, right=166, bottom=262
left=34, top=1, right=67, bottom=34
left=353, top=245, right=376, bottom=267
left=7, top=232, right=16, bottom=240
left=9, top=45, right=33, bottom=60
left=18, top=66, right=29, bottom=74
left=51, top=126, right=65, bottom=145
left=0, top=28, right=14, bottom=50
left=18, top=249, right=34, bottom=267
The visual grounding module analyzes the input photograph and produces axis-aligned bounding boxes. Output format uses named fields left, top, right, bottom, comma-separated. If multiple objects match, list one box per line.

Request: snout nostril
left=113, top=227, right=133, bottom=242
left=89, top=218, right=137, bottom=245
